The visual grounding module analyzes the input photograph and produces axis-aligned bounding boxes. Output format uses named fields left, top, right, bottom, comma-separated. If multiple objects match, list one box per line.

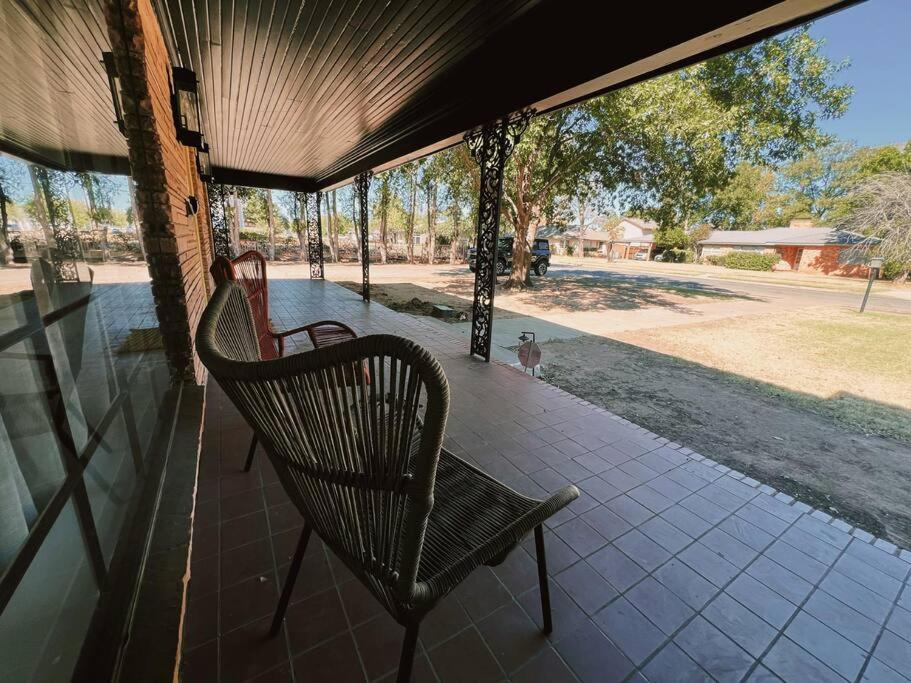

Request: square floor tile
left=593, top=597, right=664, bottom=665
left=703, top=593, right=777, bottom=658
left=675, top=616, right=754, bottom=683
left=626, top=577, right=694, bottom=636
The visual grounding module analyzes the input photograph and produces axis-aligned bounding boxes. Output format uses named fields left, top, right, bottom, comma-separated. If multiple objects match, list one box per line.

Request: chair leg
left=396, top=624, right=420, bottom=683
left=270, top=523, right=312, bottom=636
left=243, top=433, right=257, bottom=472
left=534, top=524, right=553, bottom=634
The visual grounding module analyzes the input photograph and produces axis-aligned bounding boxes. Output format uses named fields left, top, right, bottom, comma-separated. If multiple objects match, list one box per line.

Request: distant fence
left=236, top=238, right=467, bottom=264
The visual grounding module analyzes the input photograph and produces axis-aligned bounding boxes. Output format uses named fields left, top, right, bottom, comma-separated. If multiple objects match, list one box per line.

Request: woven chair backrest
left=196, top=282, right=450, bottom=606
left=210, top=251, right=278, bottom=359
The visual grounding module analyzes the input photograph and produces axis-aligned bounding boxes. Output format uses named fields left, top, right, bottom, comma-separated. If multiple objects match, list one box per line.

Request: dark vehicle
left=468, top=237, right=550, bottom=276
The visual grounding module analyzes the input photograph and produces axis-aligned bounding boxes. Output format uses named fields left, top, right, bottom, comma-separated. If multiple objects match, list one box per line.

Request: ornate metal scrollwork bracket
left=355, top=171, right=373, bottom=301
left=306, top=191, right=324, bottom=279
left=208, top=182, right=233, bottom=259
left=464, top=109, right=534, bottom=361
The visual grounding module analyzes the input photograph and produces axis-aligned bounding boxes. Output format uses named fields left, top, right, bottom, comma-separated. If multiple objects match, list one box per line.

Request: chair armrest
left=270, top=320, right=358, bottom=356
left=269, top=320, right=355, bottom=339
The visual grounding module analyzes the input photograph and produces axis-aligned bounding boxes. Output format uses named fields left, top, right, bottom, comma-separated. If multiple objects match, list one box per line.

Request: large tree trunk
left=352, top=192, right=362, bottom=263
left=297, top=192, right=307, bottom=261
left=379, top=208, right=388, bottom=264
left=449, top=211, right=461, bottom=265
left=426, top=184, right=436, bottom=265
left=29, top=166, right=54, bottom=247
left=324, top=192, right=338, bottom=262
left=0, top=182, right=10, bottom=265
left=331, top=190, right=339, bottom=262
left=128, top=180, right=147, bottom=261
left=508, top=212, right=535, bottom=289
left=230, top=188, right=242, bottom=255
left=81, top=175, right=105, bottom=261
left=266, top=189, right=276, bottom=260
left=406, top=176, right=416, bottom=263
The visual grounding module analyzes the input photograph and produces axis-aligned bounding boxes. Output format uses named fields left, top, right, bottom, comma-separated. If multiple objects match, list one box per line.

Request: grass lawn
left=615, top=308, right=911, bottom=442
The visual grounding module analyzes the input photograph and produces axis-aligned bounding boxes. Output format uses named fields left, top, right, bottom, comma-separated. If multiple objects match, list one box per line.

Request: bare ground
left=538, top=335, right=911, bottom=548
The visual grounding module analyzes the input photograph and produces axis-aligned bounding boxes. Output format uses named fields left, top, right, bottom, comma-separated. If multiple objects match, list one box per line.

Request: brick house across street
left=697, top=220, right=876, bottom=277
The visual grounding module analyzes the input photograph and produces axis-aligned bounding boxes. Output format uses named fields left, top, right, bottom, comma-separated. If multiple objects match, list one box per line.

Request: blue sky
left=810, top=0, right=911, bottom=147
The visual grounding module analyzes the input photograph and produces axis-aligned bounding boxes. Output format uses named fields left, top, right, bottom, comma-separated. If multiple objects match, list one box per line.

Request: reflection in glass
left=0, top=151, right=171, bottom=681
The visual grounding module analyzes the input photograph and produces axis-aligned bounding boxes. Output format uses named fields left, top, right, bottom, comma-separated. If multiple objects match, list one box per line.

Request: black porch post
left=306, top=191, right=324, bottom=279
left=355, top=171, right=373, bottom=301
left=464, top=109, right=533, bottom=361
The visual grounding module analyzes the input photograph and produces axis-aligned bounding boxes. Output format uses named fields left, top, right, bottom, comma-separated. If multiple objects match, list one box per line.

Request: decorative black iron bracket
left=306, top=191, right=324, bottom=279
left=464, top=109, right=534, bottom=361
left=208, top=182, right=233, bottom=259
left=355, top=171, right=373, bottom=300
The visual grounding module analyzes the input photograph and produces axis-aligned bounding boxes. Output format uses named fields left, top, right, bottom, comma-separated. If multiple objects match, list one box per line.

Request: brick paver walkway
left=182, top=279, right=911, bottom=683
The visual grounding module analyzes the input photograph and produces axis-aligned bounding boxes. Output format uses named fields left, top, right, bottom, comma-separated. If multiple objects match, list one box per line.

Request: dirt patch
left=538, top=334, right=911, bottom=548
left=336, top=281, right=520, bottom=322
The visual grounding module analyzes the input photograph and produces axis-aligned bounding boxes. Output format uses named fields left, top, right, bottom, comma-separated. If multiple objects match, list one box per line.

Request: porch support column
left=306, top=191, right=324, bottom=279
left=464, top=109, right=533, bottom=361
left=355, top=171, right=373, bottom=300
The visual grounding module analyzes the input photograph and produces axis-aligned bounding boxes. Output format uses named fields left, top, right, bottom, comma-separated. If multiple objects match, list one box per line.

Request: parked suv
left=468, top=237, right=550, bottom=276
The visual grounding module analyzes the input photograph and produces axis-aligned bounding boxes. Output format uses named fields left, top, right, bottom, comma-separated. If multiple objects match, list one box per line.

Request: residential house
left=540, top=217, right=658, bottom=258
left=697, top=220, right=875, bottom=277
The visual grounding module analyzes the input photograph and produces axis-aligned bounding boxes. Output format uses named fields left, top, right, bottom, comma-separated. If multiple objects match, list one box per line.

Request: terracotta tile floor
left=182, top=279, right=911, bottom=683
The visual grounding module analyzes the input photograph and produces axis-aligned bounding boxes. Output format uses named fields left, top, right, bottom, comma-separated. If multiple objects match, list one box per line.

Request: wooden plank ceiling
left=0, top=0, right=129, bottom=173
left=0, top=0, right=856, bottom=186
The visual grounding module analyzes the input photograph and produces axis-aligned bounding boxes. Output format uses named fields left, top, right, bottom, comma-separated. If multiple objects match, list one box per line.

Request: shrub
left=723, top=252, right=779, bottom=271
left=239, top=229, right=264, bottom=241
left=705, top=254, right=726, bottom=266
left=661, top=248, right=694, bottom=263
left=881, top=260, right=910, bottom=281
left=565, top=243, right=575, bottom=256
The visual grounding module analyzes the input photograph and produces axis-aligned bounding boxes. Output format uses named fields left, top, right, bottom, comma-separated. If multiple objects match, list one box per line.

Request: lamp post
left=859, top=256, right=884, bottom=313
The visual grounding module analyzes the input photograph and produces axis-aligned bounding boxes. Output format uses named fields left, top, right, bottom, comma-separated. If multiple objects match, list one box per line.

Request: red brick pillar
left=104, top=0, right=213, bottom=383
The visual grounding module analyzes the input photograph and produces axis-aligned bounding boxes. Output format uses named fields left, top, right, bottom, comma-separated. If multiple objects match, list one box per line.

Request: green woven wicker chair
left=196, top=282, right=580, bottom=681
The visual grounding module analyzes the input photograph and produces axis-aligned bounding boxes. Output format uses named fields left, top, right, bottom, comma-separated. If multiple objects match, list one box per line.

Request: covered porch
left=184, top=278, right=911, bottom=683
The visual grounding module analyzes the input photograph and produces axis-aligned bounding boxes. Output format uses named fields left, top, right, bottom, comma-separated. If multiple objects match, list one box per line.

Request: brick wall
left=105, top=0, right=213, bottom=383
left=798, top=246, right=869, bottom=278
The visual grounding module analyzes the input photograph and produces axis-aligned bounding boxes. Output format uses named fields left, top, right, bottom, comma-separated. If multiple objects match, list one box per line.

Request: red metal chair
left=210, top=251, right=359, bottom=470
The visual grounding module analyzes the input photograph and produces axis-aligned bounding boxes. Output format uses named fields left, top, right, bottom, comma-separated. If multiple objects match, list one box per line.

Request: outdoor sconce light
left=101, top=52, right=126, bottom=136
left=185, top=196, right=199, bottom=217
left=171, top=66, right=203, bottom=148
left=197, top=140, right=212, bottom=181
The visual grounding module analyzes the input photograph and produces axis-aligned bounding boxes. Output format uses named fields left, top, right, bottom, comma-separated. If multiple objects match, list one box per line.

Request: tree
left=421, top=156, right=446, bottom=264
left=609, top=27, right=850, bottom=231
left=439, top=146, right=477, bottom=264
left=704, top=162, right=776, bottom=229
left=278, top=191, right=307, bottom=260
left=502, top=102, right=611, bottom=287
left=374, top=172, right=394, bottom=263
left=400, top=161, right=419, bottom=263
left=498, top=26, right=849, bottom=287
left=838, top=172, right=911, bottom=282
left=0, top=155, right=25, bottom=264
left=265, top=189, right=276, bottom=260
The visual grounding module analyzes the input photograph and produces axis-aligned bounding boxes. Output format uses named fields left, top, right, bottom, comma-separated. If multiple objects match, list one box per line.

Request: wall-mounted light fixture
left=185, top=196, right=200, bottom=217
left=171, top=66, right=203, bottom=148
left=101, top=52, right=126, bottom=136
left=197, top=139, right=212, bottom=181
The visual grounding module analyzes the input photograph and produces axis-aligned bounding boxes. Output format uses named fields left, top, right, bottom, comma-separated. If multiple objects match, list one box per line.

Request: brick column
left=104, top=0, right=213, bottom=383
